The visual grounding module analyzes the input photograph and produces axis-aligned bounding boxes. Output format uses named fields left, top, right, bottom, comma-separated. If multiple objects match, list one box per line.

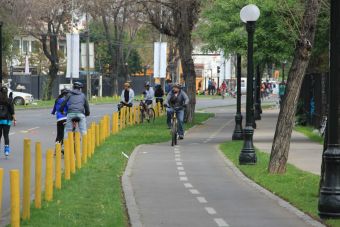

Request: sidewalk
left=123, top=106, right=323, bottom=227
left=253, top=108, right=323, bottom=175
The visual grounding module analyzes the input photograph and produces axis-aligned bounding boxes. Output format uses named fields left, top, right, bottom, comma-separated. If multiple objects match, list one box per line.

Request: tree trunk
left=44, top=63, right=58, bottom=100
left=178, top=33, right=196, bottom=123
left=268, top=0, right=322, bottom=174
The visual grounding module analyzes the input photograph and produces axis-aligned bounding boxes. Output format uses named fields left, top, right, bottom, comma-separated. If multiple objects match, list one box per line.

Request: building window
left=13, top=40, right=20, bottom=52
left=31, top=41, right=40, bottom=53
left=22, top=40, right=29, bottom=54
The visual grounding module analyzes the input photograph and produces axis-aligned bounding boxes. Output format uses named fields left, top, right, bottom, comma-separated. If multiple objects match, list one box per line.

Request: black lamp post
left=318, top=0, right=340, bottom=218
left=239, top=4, right=260, bottom=165
left=254, top=65, right=262, bottom=120
left=232, top=54, right=243, bottom=140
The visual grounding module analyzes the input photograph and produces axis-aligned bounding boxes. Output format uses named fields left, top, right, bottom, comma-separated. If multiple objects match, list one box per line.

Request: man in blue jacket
left=60, top=82, right=90, bottom=135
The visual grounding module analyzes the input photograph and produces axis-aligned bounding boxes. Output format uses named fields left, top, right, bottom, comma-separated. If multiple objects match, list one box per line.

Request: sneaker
left=178, top=135, right=184, bottom=140
left=4, top=145, right=10, bottom=158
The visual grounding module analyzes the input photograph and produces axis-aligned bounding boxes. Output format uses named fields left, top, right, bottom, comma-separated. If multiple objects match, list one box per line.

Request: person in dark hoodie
left=51, top=88, right=68, bottom=148
left=59, top=82, right=90, bottom=136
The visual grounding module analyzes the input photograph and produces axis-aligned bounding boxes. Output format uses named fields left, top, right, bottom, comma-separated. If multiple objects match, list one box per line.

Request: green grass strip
left=220, top=141, right=340, bottom=227
left=295, top=126, right=324, bottom=145
left=19, top=113, right=213, bottom=227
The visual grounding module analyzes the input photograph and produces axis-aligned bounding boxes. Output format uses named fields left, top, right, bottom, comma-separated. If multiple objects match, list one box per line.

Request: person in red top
left=220, top=81, right=227, bottom=99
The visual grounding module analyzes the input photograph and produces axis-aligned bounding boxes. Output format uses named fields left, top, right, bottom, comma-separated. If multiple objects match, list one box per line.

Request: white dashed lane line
left=184, top=183, right=193, bottom=188
left=180, top=177, right=188, bottom=181
left=178, top=171, right=186, bottom=176
left=214, top=218, right=230, bottom=227
left=189, top=189, right=200, bottom=195
left=176, top=162, right=183, bottom=166
left=197, top=197, right=208, bottom=203
left=177, top=166, right=184, bottom=171
left=205, top=207, right=217, bottom=215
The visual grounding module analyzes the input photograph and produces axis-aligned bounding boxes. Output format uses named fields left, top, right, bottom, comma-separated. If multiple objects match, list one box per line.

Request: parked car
left=8, top=88, right=34, bottom=105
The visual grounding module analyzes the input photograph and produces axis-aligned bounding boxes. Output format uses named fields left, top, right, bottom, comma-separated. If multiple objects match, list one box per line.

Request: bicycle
left=139, top=100, right=155, bottom=123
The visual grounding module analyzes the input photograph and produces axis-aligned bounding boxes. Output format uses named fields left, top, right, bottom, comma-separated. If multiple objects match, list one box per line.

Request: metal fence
left=8, top=74, right=152, bottom=100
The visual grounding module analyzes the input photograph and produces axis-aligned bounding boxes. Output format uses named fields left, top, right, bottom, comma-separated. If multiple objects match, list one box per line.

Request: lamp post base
left=232, top=114, right=243, bottom=140
left=239, top=126, right=256, bottom=165
left=319, top=146, right=340, bottom=218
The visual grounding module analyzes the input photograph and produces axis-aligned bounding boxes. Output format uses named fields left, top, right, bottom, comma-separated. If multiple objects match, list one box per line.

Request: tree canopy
left=196, top=0, right=304, bottom=66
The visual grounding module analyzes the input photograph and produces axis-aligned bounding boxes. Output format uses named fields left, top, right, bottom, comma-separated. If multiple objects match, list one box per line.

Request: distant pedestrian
left=220, top=81, right=227, bottom=99
left=212, top=79, right=217, bottom=95
left=279, top=82, right=286, bottom=106
left=155, top=84, right=165, bottom=108
left=0, top=86, right=16, bottom=158
left=208, top=79, right=212, bottom=95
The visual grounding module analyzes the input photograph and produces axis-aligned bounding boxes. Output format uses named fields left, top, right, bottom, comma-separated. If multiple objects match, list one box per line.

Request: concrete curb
left=216, top=146, right=325, bottom=227
left=122, top=145, right=144, bottom=227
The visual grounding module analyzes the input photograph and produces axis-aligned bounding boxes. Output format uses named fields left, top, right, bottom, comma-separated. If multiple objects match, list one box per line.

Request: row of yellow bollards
left=3, top=102, right=164, bottom=227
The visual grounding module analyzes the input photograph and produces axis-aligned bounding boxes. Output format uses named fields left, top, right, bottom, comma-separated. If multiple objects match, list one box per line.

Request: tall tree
left=85, top=0, right=143, bottom=95
left=268, top=0, right=322, bottom=173
left=141, top=0, right=201, bottom=122
left=25, top=0, right=72, bottom=100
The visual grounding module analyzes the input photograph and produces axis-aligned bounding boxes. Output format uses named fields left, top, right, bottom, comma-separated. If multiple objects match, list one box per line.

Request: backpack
left=0, top=104, right=9, bottom=120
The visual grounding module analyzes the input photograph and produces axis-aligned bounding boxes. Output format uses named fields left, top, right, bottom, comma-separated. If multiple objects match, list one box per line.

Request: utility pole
left=86, top=12, right=91, bottom=100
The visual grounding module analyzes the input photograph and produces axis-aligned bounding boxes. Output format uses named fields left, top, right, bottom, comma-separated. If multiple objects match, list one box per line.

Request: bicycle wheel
left=171, top=119, right=178, bottom=146
left=140, top=109, right=145, bottom=123
left=147, top=108, right=156, bottom=123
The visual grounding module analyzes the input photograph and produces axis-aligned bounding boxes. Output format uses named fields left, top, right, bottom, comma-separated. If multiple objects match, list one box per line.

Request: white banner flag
left=81, top=43, right=95, bottom=70
left=154, top=42, right=167, bottom=78
left=24, top=55, right=30, bottom=75
left=66, top=33, right=80, bottom=78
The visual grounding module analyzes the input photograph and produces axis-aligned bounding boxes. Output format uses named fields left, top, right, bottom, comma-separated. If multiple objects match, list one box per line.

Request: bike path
left=124, top=107, right=322, bottom=227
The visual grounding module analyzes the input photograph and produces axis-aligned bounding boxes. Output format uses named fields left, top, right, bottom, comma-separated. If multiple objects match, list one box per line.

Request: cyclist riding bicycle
left=143, top=82, right=154, bottom=106
left=118, top=82, right=134, bottom=111
left=164, top=83, right=189, bottom=140
left=154, top=84, right=164, bottom=107
left=59, top=82, right=90, bottom=136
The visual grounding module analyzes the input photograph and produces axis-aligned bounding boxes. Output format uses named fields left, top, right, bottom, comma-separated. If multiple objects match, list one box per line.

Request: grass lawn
left=295, top=126, right=324, bottom=145
left=220, top=141, right=340, bottom=227
left=19, top=113, right=213, bottom=227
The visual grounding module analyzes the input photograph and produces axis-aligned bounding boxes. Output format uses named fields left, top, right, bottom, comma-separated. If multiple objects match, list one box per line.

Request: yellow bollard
left=129, top=107, right=133, bottom=125
left=45, top=149, right=53, bottom=201
left=96, top=124, right=100, bottom=147
left=10, top=169, right=20, bottom=227
left=23, top=138, right=31, bottom=220
left=119, top=110, right=123, bottom=130
left=35, top=142, right=42, bottom=208
left=115, top=112, right=120, bottom=132
left=157, top=102, right=162, bottom=116
left=87, top=129, right=92, bottom=158
left=137, top=106, right=141, bottom=124
left=154, top=104, right=158, bottom=117
left=64, top=138, right=71, bottom=180
left=55, top=143, right=62, bottom=190
left=100, top=120, right=104, bottom=144
left=123, top=107, right=127, bottom=128
left=0, top=168, right=3, bottom=219
left=75, top=132, right=81, bottom=169
left=112, top=113, right=116, bottom=134
left=92, top=124, right=96, bottom=154
left=107, top=115, right=111, bottom=137
left=68, top=132, right=76, bottom=174
left=82, top=134, right=88, bottom=164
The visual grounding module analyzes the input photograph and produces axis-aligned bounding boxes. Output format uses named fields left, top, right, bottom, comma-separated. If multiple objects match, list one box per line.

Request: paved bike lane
left=124, top=107, right=323, bottom=227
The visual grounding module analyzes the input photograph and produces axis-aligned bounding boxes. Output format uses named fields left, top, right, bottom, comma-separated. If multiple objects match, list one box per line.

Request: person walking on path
left=0, top=86, right=16, bottom=158
left=165, top=83, right=189, bottom=140
left=220, top=80, right=227, bottom=99
left=279, top=81, right=286, bottom=107
left=51, top=88, right=68, bottom=150
left=212, top=79, right=217, bottom=95
left=208, top=78, right=212, bottom=95
left=60, top=82, right=90, bottom=136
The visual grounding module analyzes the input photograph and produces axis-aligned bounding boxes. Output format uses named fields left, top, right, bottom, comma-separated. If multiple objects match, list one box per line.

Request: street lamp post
left=318, top=0, right=340, bottom=218
left=232, top=54, right=243, bottom=140
left=239, top=4, right=260, bottom=165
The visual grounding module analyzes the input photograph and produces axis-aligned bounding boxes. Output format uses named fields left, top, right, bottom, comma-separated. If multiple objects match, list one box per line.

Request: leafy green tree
left=197, top=0, right=302, bottom=66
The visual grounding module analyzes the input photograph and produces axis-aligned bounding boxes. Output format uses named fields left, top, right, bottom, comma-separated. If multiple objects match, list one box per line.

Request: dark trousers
left=56, top=119, right=66, bottom=144
left=0, top=124, right=10, bottom=145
